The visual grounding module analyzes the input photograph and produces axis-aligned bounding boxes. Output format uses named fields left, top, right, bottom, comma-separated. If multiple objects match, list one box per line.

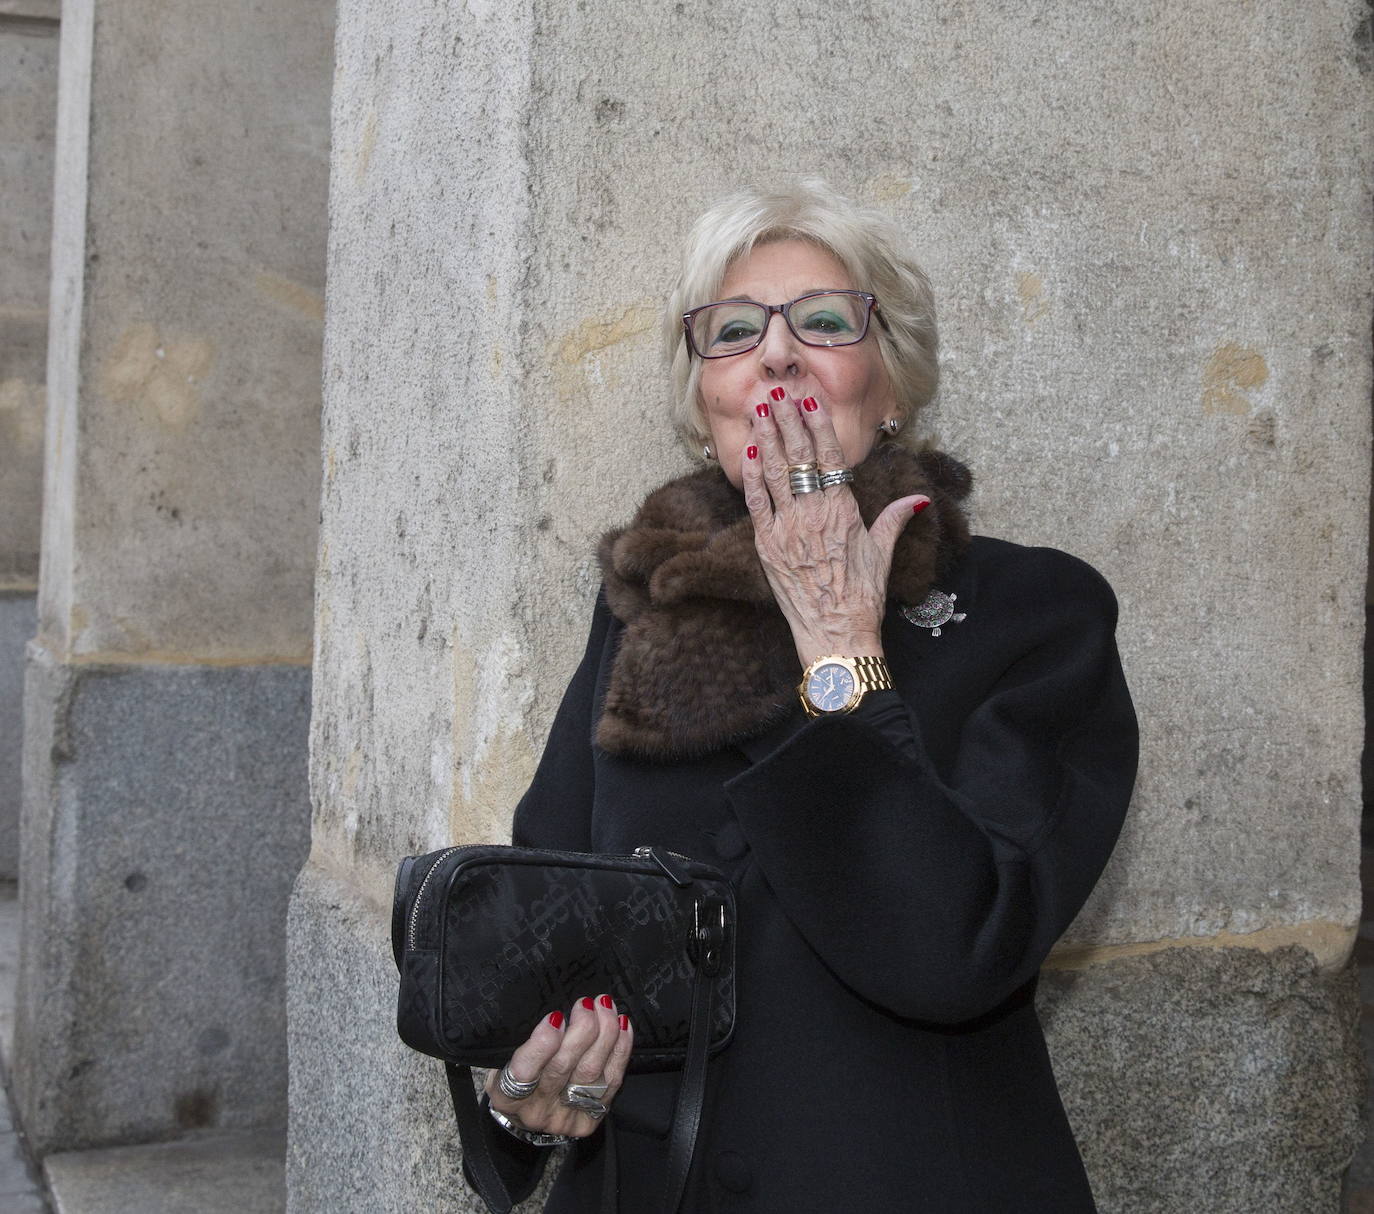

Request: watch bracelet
left=798, top=653, right=893, bottom=717
left=852, top=654, right=893, bottom=692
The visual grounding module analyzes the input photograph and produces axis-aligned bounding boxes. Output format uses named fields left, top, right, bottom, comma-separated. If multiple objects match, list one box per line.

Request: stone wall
left=0, top=0, right=59, bottom=880
left=14, top=0, right=331, bottom=1155
left=289, top=1, right=1371, bottom=1210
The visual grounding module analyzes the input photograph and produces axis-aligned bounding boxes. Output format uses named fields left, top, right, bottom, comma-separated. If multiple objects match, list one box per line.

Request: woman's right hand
left=484, top=994, right=634, bottom=1138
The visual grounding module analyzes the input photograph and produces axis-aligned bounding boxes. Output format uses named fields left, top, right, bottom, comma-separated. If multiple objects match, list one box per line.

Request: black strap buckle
left=690, top=895, right=727, bottom=976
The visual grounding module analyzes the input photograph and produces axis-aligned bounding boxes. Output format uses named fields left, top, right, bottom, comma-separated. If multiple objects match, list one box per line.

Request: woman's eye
left=714, top=320, right=760, bottom=345
left=799, top=311, right=851, bottom=335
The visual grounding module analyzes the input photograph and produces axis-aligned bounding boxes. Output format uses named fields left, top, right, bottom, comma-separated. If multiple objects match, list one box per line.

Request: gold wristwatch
left=798, top=654, right=893, bottom=718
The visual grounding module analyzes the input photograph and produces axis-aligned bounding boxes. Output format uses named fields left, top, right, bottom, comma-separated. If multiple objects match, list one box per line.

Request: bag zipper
left=632, top=846, right=692, bottom=862
left=406, top=846, right=459, bottom=952
left=632, top=846, right=694, bottom=887
left=405, top=845, right=697, bottom=953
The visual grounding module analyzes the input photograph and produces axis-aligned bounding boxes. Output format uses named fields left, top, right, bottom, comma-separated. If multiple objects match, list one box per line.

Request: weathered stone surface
left=14, top=647, right=311, bottom=1153
left=314, top=0, right=1370, bottom=948
left=0, top=970, right=49, bottom=1209
left=15, top=0, right=330, bottom=1172
left=288, top=864, right=484, bottom=1213
left=287, top=864, right=444, bottom=1213
left=0, top=22, right=56, bottom=315
left=0, top=594, right=37, bottom=880
left=0, top=879, right=19, bottom=1060
left=45, top=1129, right=284, bottom=1214
left=1039, top=946, right=1364, bottom=1212
left=0, top=21, right=57, bottom=587
left=37, top=0, right=329, bottom=662
left=0, top=2, right=61, bottom=21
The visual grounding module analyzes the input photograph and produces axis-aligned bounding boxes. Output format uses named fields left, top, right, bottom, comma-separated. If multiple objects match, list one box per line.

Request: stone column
left=290, top=2, right=1370, bottom=1210
left=0, top=0, right=59, bottom=882
left=14, top=0, right=331, bottom=1154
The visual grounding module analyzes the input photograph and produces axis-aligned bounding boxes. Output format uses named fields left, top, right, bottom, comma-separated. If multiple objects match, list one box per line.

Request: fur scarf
left=595, top=444, right=973, bottom=760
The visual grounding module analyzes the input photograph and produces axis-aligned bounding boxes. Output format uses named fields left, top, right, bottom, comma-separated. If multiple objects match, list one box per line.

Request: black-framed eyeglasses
left=682, top=290, right=881, bottom=360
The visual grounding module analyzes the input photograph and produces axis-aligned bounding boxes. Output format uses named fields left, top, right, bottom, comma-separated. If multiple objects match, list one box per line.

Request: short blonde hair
left=663, top=179, right=939, bottom=451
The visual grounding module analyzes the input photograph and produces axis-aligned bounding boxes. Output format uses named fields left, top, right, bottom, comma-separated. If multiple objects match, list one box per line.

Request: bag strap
left=660, top=944, right=716, bottom=1214
left=601, top=1114, right=620, bottom=1212
left=445, top=1062, right=520, bottom=1214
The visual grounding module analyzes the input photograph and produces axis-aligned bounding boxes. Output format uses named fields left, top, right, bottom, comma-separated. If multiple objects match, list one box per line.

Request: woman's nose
left=754, top=313, right=803, bottom=379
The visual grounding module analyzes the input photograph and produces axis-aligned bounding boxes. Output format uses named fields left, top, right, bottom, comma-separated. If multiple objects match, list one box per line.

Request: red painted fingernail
left=619, top=1014, right=629, bottom=1031
left=746, top=445, right=758, bottom=460
left=770, top=386, right=786, bottom=401
left=581, top=996, right=595, bottom=1010
left=803, top=397, right=818, bottom=412
left=549, top=1011, right=564, bottom=1029
left=599, top=994, right=613, bottom=1009
left=913, top=499, right=931, bottom=515
left=755, top=402, right=769, bottom=418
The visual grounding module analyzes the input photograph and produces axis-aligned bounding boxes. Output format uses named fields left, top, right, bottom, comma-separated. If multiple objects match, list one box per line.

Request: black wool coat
left=472, top=533, right=1138, bottom=1213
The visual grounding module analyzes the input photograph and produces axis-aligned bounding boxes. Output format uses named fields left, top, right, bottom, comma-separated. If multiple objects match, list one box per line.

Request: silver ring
left=818, top=468, right=854, bottom=489
left=787, top=461, right=821, bottom=496
left=575, top=1101, right=608, bottom=1120
left=561, top=1083, right=610, bottom=1118
left=498, top=1063, right=540, bottom=1101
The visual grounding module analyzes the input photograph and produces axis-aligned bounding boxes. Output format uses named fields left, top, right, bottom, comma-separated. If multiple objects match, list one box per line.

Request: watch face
left=806, top=662, right=857, bottom=713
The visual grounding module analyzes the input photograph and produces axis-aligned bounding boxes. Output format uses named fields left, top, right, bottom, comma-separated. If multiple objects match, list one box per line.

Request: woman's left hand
left=741, top=390, right=929, bottom=667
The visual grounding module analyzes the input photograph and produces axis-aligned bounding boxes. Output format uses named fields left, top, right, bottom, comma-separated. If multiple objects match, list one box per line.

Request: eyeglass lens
left=689, top=292, right=870, bottom=358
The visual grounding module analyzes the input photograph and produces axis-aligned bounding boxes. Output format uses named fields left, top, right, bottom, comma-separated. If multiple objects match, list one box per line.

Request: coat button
left=710, top=821, right=747, bottom=861
left=713, top=1150, right=752, bottom=1194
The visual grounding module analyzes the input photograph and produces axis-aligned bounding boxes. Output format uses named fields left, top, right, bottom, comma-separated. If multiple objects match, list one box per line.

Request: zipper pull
left=633, top=846, right=692, bottom=888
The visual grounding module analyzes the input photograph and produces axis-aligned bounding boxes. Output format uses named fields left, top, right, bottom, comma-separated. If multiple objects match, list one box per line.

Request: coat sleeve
left=723, top=550, right=1138, bottom=1025
left=510, top=588, right=613, bottom=852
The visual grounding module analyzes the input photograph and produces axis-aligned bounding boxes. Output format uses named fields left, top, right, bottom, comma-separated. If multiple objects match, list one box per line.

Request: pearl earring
left=878, top=418, right=901, bottom=437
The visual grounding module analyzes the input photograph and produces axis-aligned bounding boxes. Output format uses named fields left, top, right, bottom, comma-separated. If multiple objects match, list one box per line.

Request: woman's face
left=696, top=239, right=898, bottom=490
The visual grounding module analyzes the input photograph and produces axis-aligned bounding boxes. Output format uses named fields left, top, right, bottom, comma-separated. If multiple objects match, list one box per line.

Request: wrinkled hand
left=742, top=390, right=929, bottom=666
left=484, top=995, right=633, bottom=1138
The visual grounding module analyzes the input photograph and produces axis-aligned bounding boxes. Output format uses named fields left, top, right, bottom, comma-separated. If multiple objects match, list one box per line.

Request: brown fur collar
left=596, top=444, right=973, bottom=759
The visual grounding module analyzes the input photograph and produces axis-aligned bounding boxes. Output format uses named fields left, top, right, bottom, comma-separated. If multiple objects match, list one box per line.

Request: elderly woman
left=469, top=180, right=1137, bottom=1213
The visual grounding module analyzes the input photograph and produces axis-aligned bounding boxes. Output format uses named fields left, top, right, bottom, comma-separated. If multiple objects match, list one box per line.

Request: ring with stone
left=818, top=467, right=854, bottom=489
left=498, top=1063, right=540, bottom=1101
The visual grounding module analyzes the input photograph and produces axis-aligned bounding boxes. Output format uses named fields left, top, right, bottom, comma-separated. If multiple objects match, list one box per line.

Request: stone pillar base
left=0, top=592, right=37, bottom=880
left=1041, top=946, right=1363, bottom=1211
left=14, top=642, right=311, bottom=1154
left=288, top=861, right=464, bottom=1213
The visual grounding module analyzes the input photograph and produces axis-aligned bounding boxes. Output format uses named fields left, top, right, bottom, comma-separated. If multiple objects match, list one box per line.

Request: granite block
left=13, top=648, right=311, bottom=1153
left=1040, top=946, right=1364, bottom=1213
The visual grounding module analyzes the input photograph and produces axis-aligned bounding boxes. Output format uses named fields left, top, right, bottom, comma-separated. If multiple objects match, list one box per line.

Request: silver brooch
left=902, top=590, right=967, bottom=637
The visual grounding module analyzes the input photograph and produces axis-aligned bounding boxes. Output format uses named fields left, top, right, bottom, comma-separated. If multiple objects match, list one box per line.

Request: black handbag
left=392, top=843, right=737, bottom=1214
